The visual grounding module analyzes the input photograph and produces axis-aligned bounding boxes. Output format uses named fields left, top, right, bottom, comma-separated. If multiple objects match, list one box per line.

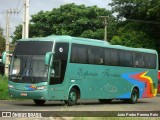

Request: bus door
left=48, top=43, right=69, bottom=100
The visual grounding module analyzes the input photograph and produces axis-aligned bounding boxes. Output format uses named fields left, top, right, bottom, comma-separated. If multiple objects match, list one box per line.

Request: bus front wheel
left=33, top=99, right=46, bottom=105
left=65, top=88, right=78, bottom=106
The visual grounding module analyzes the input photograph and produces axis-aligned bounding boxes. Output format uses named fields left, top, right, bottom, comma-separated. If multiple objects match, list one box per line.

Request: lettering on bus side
left=101, top=69, right=121, bottom=78
left=77, top=67, right=98, bottom=78
left=77, top=68, right=121, bottom=79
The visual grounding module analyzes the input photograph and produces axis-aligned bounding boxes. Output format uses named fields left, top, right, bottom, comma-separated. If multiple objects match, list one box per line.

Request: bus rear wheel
left=129, top=88, right=138, bottom=104
left=33, top=99, right=46, bottom=105
left=65, top=88, right=78, bottom=106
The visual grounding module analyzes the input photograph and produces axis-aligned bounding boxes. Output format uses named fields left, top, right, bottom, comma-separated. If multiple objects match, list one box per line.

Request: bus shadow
left=77, top=100, right=150, bottom=106
left=12, top=99, right=151, bottom=107
left=13, top=101, right=64, bottom=107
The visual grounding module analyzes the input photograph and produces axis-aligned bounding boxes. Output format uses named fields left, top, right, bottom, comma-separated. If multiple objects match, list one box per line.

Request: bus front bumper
left=8, top=88, right=48, bottom=100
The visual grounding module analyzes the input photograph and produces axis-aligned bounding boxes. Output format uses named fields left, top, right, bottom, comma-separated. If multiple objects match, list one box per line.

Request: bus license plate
left=21, top=93, right=27, bottom=96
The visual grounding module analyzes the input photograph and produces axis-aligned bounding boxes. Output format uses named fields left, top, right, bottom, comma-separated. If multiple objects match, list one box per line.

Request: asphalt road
left=0, top=95, right=159, bottom=119
left=0, top=95, right=160, bottom=112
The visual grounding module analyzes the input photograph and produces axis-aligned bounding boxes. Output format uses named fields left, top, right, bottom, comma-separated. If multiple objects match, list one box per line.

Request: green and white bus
left=2, top=35, right=158, bottom=105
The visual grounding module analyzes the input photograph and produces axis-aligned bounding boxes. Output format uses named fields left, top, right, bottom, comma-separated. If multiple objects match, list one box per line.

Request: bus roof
left=18, top=35, right=157, bottom=54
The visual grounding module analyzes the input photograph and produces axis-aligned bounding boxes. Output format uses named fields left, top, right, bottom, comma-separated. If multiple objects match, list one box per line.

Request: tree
left=0, top=28, right=5, bottom=54
left=13, top=3, right=117, bottom=43
left=12, top=25, right=22, bottom=43
left=110, top=22, right=156, bottom=49
left=109, top=0, right=160, bottom=50
left=109, top=0, right=160, bottom=20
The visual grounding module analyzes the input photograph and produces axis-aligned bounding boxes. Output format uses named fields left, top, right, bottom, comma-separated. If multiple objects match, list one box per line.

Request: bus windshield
left=9, top=55, right=48, bottom=83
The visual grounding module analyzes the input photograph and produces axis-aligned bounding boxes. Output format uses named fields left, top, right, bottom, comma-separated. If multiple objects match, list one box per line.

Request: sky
left=0, top=0, right=112, bottom=37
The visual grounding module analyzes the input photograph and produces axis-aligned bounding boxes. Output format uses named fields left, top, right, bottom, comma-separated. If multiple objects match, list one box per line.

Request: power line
left=0, top=9, right=20, bottom=18
left=19, top=4, right=24, bottom=13
left=16, top=0, right=21, bottom=10
left=127, top=19, right=160, bottom=25
left=19, top=0, right=31, bottom=13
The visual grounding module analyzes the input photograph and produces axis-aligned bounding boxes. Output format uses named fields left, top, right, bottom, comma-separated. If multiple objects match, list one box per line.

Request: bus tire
left=99, top=99, right=112, bottom=104
left=33, top=99, right=46, bottom=105
left=65, top=88, right=78, bottom=106
left=129, top=88, right=138, bottom=104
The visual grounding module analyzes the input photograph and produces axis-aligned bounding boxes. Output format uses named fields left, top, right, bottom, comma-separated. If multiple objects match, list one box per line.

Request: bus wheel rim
left=70, top=92, right=76, bottom=101
left=132, top=92, right=137, bottom=101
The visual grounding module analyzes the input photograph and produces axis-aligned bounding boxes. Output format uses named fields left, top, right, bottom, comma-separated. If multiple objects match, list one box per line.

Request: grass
left=0, top=74, right=12, bottom=100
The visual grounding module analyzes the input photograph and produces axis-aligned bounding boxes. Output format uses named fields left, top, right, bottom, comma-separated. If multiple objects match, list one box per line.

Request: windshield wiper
left=11, top=73, right=22, bottom=80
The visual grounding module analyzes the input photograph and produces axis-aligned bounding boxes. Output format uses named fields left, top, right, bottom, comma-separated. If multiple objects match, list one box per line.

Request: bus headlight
left=37, top=86, right=46, bottom=90
left=8, top=84, right=14, bottom=88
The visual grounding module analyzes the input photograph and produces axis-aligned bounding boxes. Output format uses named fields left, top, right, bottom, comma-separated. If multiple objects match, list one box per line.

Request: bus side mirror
left=45, top=52, right=54, bottom=65
left=1, top=52, right=7, bottom=64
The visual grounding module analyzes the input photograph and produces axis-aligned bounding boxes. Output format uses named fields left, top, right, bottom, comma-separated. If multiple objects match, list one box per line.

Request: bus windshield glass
left=9, top=55, right=48, bottom=83
left=9, top=41, right=53, bottom=83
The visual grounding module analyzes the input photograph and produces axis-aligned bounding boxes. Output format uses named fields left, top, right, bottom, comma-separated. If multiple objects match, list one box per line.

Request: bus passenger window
left=104, top=49, right=111, bottom=65
left=134, top=61, right=138, bottom=67
left=77, top=46, right=87, bottom=63
left=144, top=54, right=156, bottom=69
left=88, top=47, right=104, bottom=65
left=98, top=58, right=104, bottom=64
left=70, top=46, right=78, bottom=62
left=119, top=51, right=125, bottom=66
left=110, top=50, right=119, bottom=66
left=145, top=54, right=150, bottom=68
left=138, top=53, right=145, bottom=68
left=150, top=54, right=156, bottom=69
left=70, top=44, right=87, bottom=64
left=88, top=48, right=94, bottom=64
left=133, top=53, right=143, bottom=68
left=125, top=51, right=133, bottom=67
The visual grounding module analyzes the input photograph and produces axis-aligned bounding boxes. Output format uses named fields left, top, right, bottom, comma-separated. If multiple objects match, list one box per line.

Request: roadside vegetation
left=0, top=75, right=11, bottom=100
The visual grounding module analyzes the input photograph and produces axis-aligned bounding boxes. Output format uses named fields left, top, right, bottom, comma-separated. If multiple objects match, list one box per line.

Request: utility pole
left=99, top=16, right=109, bottom=42
left=3, top=9, right=19, bottom=76
left=5, top=10, right=10, bottom=76
left=22, top=0, right=29, bottom=38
